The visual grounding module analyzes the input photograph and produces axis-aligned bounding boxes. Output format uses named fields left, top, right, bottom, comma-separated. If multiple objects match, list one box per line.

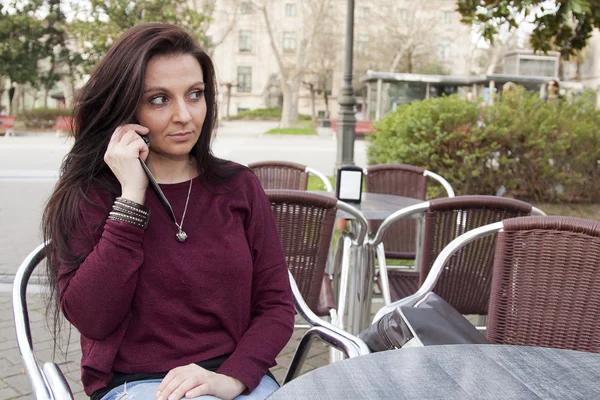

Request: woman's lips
left=168, top=132, right=192, bottom=142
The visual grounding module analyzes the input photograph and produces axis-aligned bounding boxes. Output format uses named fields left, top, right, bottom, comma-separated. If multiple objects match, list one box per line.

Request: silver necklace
left=138, top=158, right=193, bottom=243
left=173, top=161, right=193, bottom=242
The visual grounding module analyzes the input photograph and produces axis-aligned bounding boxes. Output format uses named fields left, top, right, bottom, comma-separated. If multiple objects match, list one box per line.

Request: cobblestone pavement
left=0, top=122, right=366, bottom=399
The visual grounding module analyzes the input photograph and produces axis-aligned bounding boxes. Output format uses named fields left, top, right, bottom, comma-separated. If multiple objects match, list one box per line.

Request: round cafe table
left=311, top=191, right=422, bottom=220
left=268, top=345, right=600, bottom=399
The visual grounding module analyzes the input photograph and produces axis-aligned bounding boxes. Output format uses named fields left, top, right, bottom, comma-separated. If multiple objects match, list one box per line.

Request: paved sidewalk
left=0, top=290, right=330, bottom=399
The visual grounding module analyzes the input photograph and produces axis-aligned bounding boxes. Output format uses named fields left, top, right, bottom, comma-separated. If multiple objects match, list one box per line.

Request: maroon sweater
left=58, top=168, right=295, bottom=396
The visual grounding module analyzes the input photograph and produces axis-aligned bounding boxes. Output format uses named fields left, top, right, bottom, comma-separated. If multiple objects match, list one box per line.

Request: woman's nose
left=172, top=99, right=192, bottom=124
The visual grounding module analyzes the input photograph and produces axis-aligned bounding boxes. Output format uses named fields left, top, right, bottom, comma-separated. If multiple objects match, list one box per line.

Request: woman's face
left=136, top=54, right=207, bottom=160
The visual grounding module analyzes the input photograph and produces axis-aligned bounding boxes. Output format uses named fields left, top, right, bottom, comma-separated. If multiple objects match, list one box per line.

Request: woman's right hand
left=104, top=124, right=150, bottom=204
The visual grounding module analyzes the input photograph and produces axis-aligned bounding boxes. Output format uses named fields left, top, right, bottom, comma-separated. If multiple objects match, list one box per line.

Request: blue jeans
left=100, top=375, right=279, bottom=400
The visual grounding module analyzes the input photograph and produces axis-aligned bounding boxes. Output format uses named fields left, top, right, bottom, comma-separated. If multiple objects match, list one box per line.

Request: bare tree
left=302, top=9, right=340, bottom=121
left=384, top=8, right=438, bottom=73
left=196, top=0, right=241, bottom=53
left=253, top=0, right=332, bottom=128
left=221, top=81, right=237, bottom=120
left=470, top=31, right=521, bottom=75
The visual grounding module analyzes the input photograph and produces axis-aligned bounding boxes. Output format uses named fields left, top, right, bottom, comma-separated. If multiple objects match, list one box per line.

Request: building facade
left=207, top=0, right=474, bottom=120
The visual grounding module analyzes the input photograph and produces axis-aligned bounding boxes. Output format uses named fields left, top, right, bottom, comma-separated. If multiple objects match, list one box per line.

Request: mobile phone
left=137, top=133, right=178, bottom=224
left=140, top=134, right=150, bottom=147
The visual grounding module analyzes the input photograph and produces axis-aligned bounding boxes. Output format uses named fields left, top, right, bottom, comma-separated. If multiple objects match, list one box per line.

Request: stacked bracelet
left=107, top=197, right=150, bottom=229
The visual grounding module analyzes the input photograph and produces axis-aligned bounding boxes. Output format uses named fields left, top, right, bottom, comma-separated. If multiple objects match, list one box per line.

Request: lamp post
left=336, top=0, right=356, bottom=169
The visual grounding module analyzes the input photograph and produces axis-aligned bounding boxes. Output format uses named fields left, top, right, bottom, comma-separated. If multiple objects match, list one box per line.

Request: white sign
left=339, top=170, right=362, bottom=200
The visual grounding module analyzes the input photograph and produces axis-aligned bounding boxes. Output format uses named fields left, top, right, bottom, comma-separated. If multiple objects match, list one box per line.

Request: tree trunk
left=225, top=84, right=232, bottom=120
left=44, top=88, right=50, bottom=108
left=322, top=82, right=330, bottom=118
left=280, top=83, right=293, bottom=128
left=310, top=87, right=316, bottom=122
left=8, top=85, right=15, bottom=116
left=290, top=75, right=301, bottom=122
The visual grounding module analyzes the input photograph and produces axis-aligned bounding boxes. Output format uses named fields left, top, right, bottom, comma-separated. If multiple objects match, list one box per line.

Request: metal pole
left=336, top=0, right=356, bottom=169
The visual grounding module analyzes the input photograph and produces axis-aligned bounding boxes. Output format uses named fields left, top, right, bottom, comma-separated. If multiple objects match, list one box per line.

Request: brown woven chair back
left=266, top=190, right=338, bottom=316
left=249, top=161, right=309, bottom=190
left=365, top=164, right=427, bottom=259
left=419, top=196, right=533, bottom=315
left=487, top=216, right=600, bottom=353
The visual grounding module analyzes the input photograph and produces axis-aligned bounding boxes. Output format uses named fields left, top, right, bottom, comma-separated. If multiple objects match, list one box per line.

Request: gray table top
left=312, top=191, right=422, bottom=220
left=269, top=344, right=600, bottom=399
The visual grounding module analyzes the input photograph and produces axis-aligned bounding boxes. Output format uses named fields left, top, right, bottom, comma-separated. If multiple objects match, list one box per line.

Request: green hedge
left=230, top=108, right=312, bottom=121
left=18, top=108, right=72, bottom=129
left=367, top=89, right=600, bottom=203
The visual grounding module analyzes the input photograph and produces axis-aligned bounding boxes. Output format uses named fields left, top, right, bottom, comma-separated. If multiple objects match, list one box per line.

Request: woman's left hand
left=156, top=363, right=246, bottom=400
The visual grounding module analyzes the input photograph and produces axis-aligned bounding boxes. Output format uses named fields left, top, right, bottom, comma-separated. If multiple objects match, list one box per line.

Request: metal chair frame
left=13, top=242, right=74, bottom=400
left=371, top=197, right=545, bottom=310
left=284, top=271, right=370, bottom=383
left=363, top=166, right=456, bottom=198
left=267, top=190, right=370, bottom=377
left=364, top=164, right=455, bottom=269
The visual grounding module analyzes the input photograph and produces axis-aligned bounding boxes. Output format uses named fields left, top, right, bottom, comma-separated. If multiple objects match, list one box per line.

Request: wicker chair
left=249, top=160, right=333, bottom=192
left=395, top=216, right=600, bottom=353
left=372, top=196, right=546, bottom=319
left=365, top=164, right=454, bottom=263
left=266, top=190, right=370, bottom=381
left=13, top=243, right=75, bottom=400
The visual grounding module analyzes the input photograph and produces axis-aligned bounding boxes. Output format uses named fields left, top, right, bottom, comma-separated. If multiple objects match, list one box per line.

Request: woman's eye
left=190, top=90, right=204, bottom=100
left=149, top=95, right=167, bottom=105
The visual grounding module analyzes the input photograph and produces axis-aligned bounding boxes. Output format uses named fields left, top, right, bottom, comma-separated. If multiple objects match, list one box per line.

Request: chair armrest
left=424, top=170, right=455, bottom=197
left=283, top=326, right=369, bottom=384
left=42, top=362, right=74, bottom=400
left=369, top=202, right=430, bottom=246
left=289, top=271, right=370, bottom=354
left=316, top=274, right=336, bottom=316
left=305, top=166, right=334, bottom=192
left=372, top=221, right=504, bottom=323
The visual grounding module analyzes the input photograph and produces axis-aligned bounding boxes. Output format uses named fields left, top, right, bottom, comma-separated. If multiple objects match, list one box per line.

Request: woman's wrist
left=120, top=189, right=146, bottom=205
left=221, top=374, right=246, bottom=396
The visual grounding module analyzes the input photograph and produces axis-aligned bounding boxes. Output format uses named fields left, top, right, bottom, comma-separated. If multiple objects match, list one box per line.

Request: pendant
left=176, top=230, right=188, bottom=243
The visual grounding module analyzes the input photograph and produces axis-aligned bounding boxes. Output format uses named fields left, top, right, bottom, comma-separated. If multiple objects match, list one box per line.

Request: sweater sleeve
left=217, top=176, right=295, bottom=392
left=57, top=190, right=145, bottom=341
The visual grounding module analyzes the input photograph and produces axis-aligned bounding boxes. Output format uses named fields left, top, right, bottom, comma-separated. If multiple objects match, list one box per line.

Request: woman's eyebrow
left=189, top=81, right=206, bottom=88
left=143, top=86, right=167, bottom=93
left=143, top=81, right=205, bottom=93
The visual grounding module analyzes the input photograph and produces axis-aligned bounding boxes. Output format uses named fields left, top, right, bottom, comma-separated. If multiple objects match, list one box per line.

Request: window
left=283, top=31, right=296, bottom=53
left=240, top=2, right=252, bottom=14
left=437, top=41, right=450, bottom=61
left=398, top=8, right=408, bottom=22
left=440, top=11, right=452, bottom=24
left=285, top=3, right=296, bottom=17
left=358, top=7, right=370, bottom=19
left=239, top=30, right=252, bottom=52
left=237, top=66, right=252, bottom=92
left=357, top=34, right=369, bottom=57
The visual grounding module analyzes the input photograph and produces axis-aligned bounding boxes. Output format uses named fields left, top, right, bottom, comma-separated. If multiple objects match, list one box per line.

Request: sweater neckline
left=157, top=175, right=202, bottom=192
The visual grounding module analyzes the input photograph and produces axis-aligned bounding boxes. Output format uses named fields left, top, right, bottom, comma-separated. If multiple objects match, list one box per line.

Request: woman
left=42, top=23, right=295, bottom=400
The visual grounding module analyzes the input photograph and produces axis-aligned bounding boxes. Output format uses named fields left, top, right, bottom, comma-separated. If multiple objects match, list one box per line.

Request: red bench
left=52, top=116, right=74, bottom=136
left=331, top=119, right=377, bottom=135
left=0, top=116, right=16, bottom=136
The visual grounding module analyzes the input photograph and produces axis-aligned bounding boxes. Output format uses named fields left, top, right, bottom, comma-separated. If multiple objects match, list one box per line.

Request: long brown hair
left=42, top=23, right=243, bottom=341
